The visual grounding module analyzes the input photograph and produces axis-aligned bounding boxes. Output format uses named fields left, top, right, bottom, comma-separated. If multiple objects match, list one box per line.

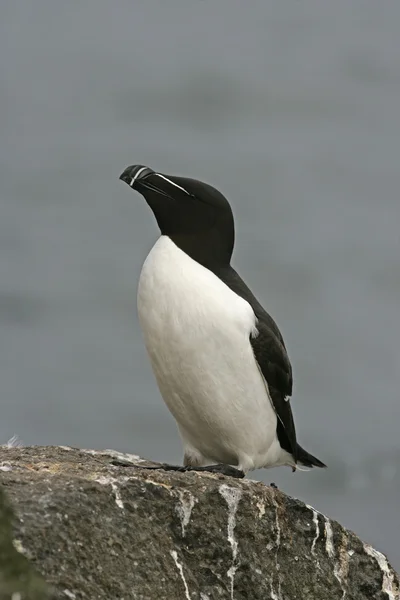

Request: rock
left=0, top=445, right=398, bottom=600
left=0, top=486, right=54, bottom=600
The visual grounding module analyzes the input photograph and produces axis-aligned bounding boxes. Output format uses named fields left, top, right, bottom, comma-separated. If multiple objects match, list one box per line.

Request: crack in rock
left=219, top=484, right=242, bottom=600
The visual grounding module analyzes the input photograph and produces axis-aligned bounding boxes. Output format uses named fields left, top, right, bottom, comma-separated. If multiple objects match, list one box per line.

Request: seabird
left=119, top=164, right=326, bottom=478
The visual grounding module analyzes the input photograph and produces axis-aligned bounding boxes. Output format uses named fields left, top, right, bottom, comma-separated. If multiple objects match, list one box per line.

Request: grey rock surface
left=0, top=485, right=54, bottom=600
left=0, top=445, right=398, bottom=600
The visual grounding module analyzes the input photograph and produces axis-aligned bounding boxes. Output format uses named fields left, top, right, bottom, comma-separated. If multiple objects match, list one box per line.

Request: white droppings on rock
left=59, top=446, right=73, bottom=451
left=306, top=505, right=320, bottom=556
left=271, top=496, right=281, bottom=551
left=334, top=534, right=350, bottom=599
left=104, top=449, right=145, bottom=463
left=176, top=489, right=197, bottom=537
left=170, top=550, right=191, bottom=600
left=82, top=448, right=144, bottom=464
left=219, top=484, right=242, bottom=600
left=269, top=580, right=280, bottom=600
left=324, top=519, right=349, bottom=598
left=324, top=517, right=335, bottom=559
left=110, top=482, right=124, bottom=509
left=364, top=544, right=399, bottom=600
left=63, top=590, right=76, bottom=599
left=96, top=476, right=124, bottom=510
left=270, top=495, right=283, bottom=600
left=143, top=478, right=173, bottom=493
left=13, top=539, right=27, bottom=555
left=256, top=499, right=266, bottom=519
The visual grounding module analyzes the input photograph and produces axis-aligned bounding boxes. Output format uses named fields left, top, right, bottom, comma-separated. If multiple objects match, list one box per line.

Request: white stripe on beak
left=130, top=166, right=151, bottom=187
left=154, top=173, right=191, bottom=196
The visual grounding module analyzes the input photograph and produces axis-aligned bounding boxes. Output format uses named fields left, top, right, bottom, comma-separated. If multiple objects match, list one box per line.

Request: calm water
left=1, top=1, right=399, bottom=569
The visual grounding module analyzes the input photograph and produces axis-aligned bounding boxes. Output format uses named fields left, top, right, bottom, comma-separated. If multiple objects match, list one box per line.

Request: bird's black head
left=119, top=164, right=235, bottom=268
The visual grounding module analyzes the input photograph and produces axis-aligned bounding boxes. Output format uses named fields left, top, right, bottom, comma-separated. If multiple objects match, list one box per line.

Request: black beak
left=119, top=165, right=155, bottom=187
left=119, top=164, right=178, bottom=201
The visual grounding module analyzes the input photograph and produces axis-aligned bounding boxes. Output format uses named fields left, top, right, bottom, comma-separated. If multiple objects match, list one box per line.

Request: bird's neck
left=168, top=229, right=233, bottom=271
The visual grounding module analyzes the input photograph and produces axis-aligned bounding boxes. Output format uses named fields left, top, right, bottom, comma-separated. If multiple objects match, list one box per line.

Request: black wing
left=217, top=266, right=298, bottom=460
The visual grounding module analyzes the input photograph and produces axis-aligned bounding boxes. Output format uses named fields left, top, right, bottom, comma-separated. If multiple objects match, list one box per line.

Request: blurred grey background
left=1, top=0, right=399, bottom=570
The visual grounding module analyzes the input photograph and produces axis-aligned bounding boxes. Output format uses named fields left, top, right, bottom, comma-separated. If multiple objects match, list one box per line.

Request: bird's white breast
left=137, top=236, right=285, bottom=471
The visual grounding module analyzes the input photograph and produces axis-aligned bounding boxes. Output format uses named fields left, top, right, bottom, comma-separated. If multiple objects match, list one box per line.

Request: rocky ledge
left=0, top=445, right=398, bottom=600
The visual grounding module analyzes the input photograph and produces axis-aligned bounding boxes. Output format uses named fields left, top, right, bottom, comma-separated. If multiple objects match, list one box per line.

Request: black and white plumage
left=119, top=164, right=325, bottom=476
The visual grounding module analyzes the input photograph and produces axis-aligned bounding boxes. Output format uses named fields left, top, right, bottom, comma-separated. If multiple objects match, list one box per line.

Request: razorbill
left=119, top=164, right=326, bottom=478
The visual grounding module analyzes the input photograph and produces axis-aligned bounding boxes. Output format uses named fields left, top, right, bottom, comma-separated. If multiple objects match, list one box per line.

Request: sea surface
left=1, top=1, right=399, bottom=570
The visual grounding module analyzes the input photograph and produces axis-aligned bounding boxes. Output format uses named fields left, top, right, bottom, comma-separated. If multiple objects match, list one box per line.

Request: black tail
left=296, top=444, right=326, bottom=468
